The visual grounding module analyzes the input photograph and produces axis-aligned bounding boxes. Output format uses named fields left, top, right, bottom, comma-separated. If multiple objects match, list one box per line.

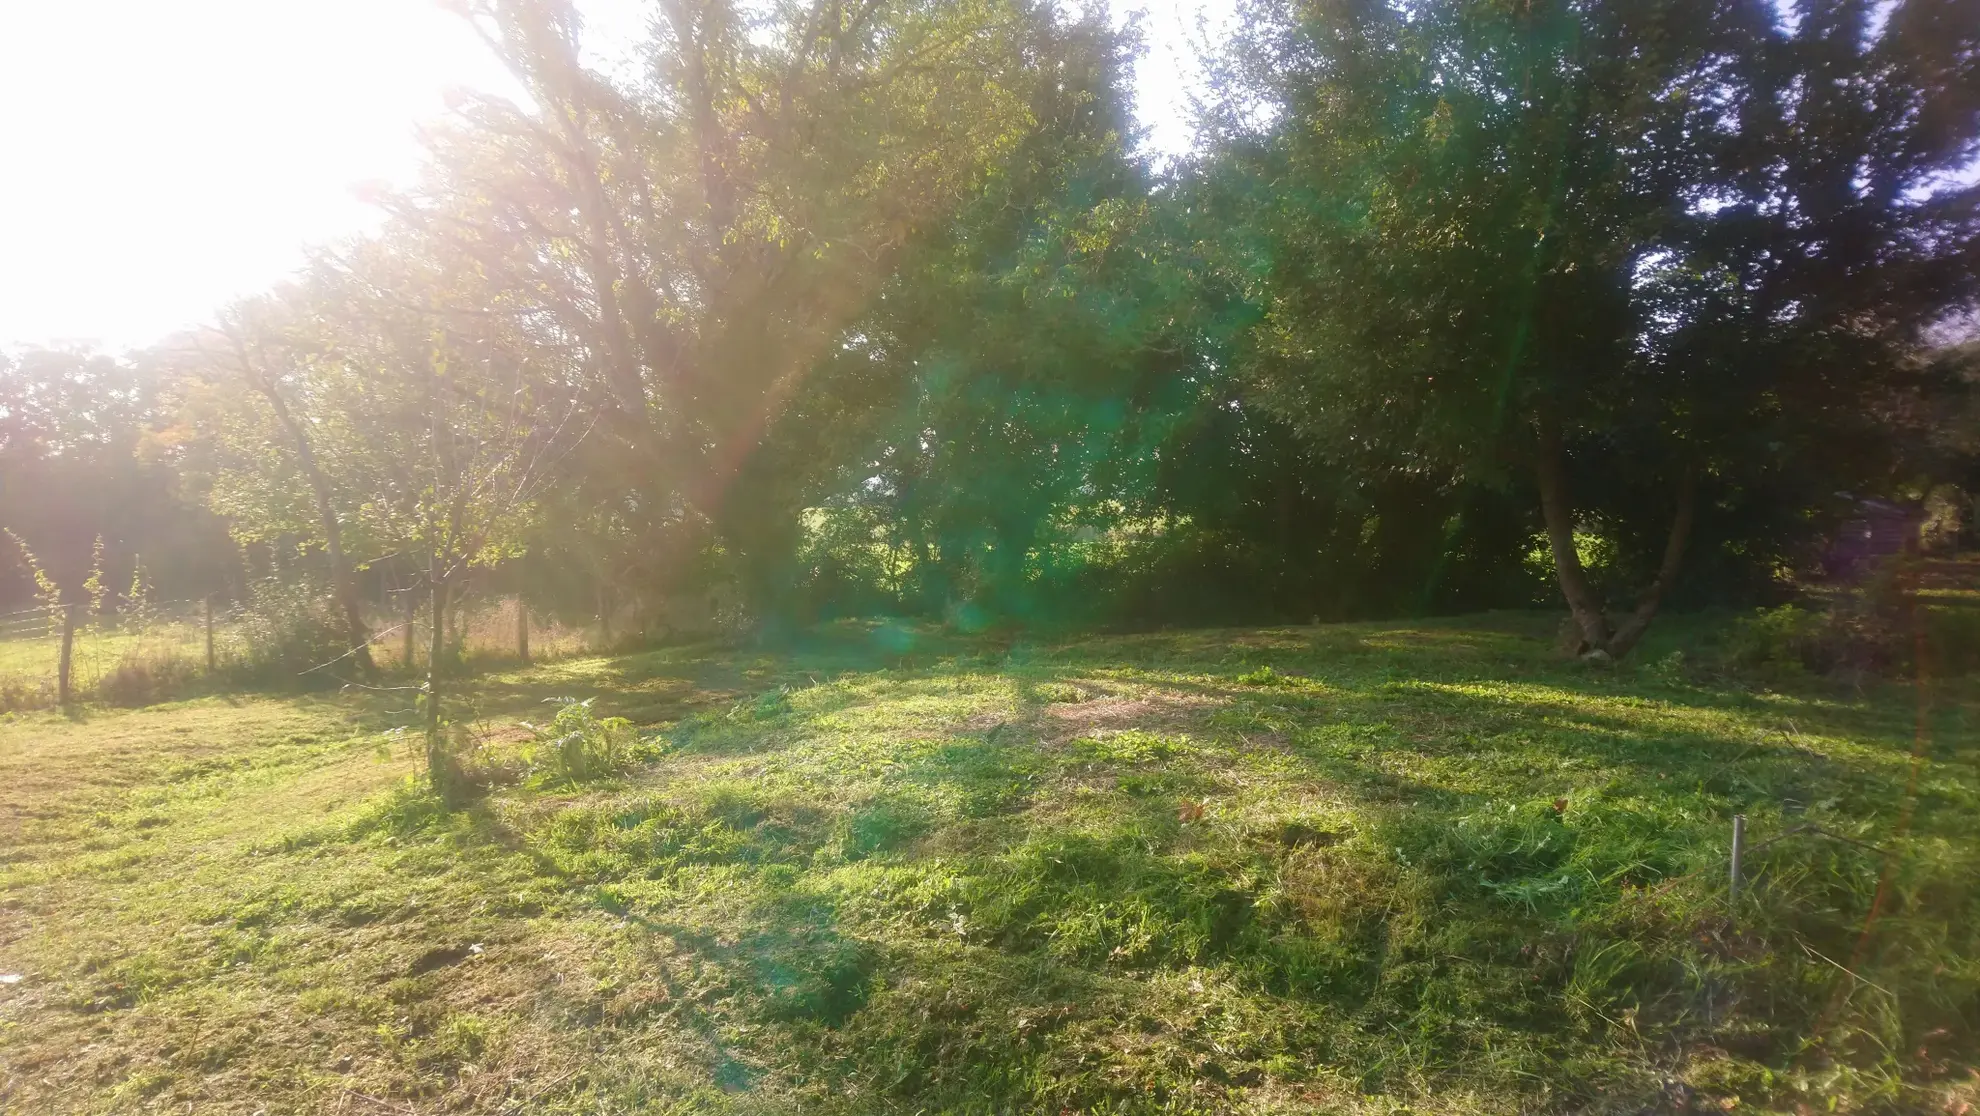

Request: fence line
left=1, top=598, right=244, bottom=709
left=0, top=593, right=601, bottom=711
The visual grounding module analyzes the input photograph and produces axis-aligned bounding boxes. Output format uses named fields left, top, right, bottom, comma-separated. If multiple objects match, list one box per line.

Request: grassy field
left=1, top=612, right=1975, bottom=1114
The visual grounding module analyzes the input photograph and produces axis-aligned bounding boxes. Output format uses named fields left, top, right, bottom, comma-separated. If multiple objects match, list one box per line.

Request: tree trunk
left=1534, top=415, right=1613, bottom=655
left=402, top=587, right=417, bottom=672
left=1606, top=467, right=1698, bottom=660
left=56, top=605, right=75, bottom=706
left=1535, top=416, right=1699, bottom=661
left=425, top=568, right=449, bottom=799
left=1276, top=468, right=1295, bottom=559
left=516, top=595, right=531, bottom=664
left=322, top=520, right=374, bottom=676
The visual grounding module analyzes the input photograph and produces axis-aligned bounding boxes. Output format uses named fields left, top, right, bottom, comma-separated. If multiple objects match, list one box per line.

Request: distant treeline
left=4, top=0, right=1978, bottom=659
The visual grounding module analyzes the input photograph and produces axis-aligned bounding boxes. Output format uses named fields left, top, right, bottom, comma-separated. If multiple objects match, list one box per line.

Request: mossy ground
left=1, top=612, right=1976, bottom=1114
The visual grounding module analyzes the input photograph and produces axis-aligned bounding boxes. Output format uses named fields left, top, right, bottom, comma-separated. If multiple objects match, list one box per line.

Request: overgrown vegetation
left=2, top=613, right=1975, bottom=1114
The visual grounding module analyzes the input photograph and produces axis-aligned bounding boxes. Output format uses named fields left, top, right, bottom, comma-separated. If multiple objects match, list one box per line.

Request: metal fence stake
left=56, top=605, right=75, bottom=706
left=1730, top=814, right=1747, bottom=909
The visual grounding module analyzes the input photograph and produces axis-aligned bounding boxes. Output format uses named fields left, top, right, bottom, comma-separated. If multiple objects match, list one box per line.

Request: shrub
left=0, top=675, right=50, bottom=713
left=1645, top=649, right=1687, bottom=683
left=1724, top=560, right=1906, bottom=679
left=1723, top=604, right=1830, bottom=676
left=1925, top=603, right=1980, bottom=675
left=224, top=577, right=351, bottom=688
left=520, top=698, right=646, bottom=787
left=1724, top=557, right=1980, bottom=680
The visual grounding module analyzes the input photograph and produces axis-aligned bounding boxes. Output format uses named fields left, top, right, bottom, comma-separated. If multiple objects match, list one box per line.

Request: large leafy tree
left=772, top=7, right=1194, bottom=626
left=386, top=0, right=1060, bottom=617
left=1211, top=0, right=1980, bottom=656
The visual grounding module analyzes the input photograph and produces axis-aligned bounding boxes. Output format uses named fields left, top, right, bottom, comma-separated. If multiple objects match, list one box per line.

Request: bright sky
left=0, top=0, right=1233, bottom=353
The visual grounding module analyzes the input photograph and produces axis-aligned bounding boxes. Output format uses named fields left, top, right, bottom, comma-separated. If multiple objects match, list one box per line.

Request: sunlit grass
left=1, top=613, right=1975, bottom=1114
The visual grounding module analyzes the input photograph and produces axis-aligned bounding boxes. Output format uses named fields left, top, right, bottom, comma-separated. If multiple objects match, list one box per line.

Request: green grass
left=1, top=612, right=1976, bottom=1114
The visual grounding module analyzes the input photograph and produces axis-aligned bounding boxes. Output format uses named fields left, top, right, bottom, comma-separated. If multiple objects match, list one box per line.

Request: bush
left=520, top=698, right=647, bottom=787
left=1925, top=603, right=1980, bottom=675
left=1723, top=556, right=1980, bottom=680
left=1723, top=604, right=1832, bottom=676
left=224, top=577, right=351, bottom=688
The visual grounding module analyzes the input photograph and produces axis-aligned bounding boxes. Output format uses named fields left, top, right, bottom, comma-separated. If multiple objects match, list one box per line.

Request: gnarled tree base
left=1536, top=419, right=1697, bottom=663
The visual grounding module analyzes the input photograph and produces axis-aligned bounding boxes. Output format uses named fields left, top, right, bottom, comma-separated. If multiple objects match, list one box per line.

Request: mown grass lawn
left=1, top=613, right=1975, bottom=1115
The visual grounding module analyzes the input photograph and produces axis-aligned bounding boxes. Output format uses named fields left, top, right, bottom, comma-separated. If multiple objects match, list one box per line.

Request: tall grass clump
left=95, top=646, right=204, bottom=706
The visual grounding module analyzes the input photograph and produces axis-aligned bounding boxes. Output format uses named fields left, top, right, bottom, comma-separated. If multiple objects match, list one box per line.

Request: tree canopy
left=5, top=0, right=1977, bottom=670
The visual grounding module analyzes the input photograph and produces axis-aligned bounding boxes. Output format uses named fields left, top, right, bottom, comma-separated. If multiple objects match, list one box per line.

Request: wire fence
left=0, top=599, right=208, bottom=709
left=0, top=594, right=608, bottom=712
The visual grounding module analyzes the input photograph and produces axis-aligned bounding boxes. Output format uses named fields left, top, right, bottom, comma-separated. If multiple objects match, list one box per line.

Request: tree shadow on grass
left=288, top=614, right=1980, bottom=1111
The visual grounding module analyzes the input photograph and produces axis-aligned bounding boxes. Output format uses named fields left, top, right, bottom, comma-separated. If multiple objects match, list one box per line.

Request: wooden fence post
left=57, top=604, right=76, bottom=706
left=516, top=597, right=531, bottom=664
left=204, top=595, right=216, bottom=674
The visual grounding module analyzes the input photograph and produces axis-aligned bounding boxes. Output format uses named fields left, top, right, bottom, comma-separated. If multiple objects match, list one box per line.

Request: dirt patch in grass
left=960, top=683, right=1224, bottom=746
left=1036, top=691, right=1218, bottom=741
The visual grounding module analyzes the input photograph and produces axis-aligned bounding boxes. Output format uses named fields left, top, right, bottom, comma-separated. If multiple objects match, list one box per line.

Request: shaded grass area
left=1, top=612, right=1976, bottom=1114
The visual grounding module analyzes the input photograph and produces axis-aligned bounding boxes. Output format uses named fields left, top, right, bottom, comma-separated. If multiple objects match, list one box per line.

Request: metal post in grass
left=204, top=595, right=216, bottom=674
left=1729, top=814, right=1747, bottom=909
left=56, top=604, right=75, bottom=706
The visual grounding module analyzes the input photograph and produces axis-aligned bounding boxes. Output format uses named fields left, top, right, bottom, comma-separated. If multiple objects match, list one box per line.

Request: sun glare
left=0, top=0, right=1225, bottom=352
left=0, top=0, right=512, bottom=350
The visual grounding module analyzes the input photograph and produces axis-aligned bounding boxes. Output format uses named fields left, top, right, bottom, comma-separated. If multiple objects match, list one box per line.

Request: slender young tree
left=184, top=228, right=585, bottom=793
left=310, top=233, right=587, bottom=797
